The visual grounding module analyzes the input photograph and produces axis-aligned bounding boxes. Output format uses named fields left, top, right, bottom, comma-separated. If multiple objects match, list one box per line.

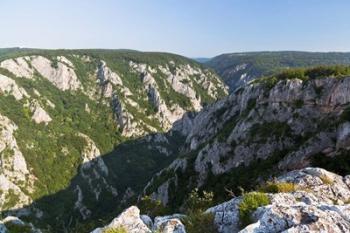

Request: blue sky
left=1, top=0, right=350, bottom=57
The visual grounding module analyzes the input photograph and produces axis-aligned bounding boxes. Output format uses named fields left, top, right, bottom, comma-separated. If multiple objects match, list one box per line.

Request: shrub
left=184, top=189, right=214, bottom=213
left=183, top=212, right=217, bottom=233
left=259, top=181, right=297, bottom=193
left=102, top=226, right=127, bottom=233
left=138, top=196, right=168, bottom=218
left=4, top=222, right=32, bottom=233
left=238, top=192, right=270, bottom=228
left=311, top=151, right=350, bottom=176
left=252, top=76, right=278, bottom=89
left=182, top=189, right=217, bottom=233
left=276, top=68, right=306, bottom=81
left=293, top=99, right=304, bottom=108
left=305, top=65, right=350, bottom=79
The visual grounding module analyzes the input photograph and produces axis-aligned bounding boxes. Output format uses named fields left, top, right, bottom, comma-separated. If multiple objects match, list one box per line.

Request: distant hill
left=206, top=51, right=350, bottom=91
left=192, top=57, right=211, bottom=63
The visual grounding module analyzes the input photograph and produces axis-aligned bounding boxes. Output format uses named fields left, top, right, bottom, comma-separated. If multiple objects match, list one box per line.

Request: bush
left=305, top=65, right=350, bottom=79
left=102, top=226, right=127, bottom=233
left=238, top=192, right=270, bottom=228
left=311, top=151, right=350, bottom=176
left=276, top=68, right=306, bottom=81
left=184, top=189, right=214, bottom=213
left=259, top=181, right=297, bottom=193
left=183, top=212, right=217, bottom=233
left=4, top=222, right=32, bottom=233
left=138, top=196, right=169, bottom=218
left=253, top=65, right=350, bottom=90
left=182, top=189, right=217, bottom=233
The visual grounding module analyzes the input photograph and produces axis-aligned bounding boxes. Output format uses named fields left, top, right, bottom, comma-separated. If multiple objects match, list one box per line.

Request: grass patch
left=103, top=226, right=127, bottom=233
left=238, top=192, right=270, bottom=228
left=259, top=181, right=297, bottom=193
left=183, top=212, right=217, bottom=233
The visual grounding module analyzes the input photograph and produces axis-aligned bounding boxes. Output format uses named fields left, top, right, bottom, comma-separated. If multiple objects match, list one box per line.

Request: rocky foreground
left=87, top=167, right=350, bottom=233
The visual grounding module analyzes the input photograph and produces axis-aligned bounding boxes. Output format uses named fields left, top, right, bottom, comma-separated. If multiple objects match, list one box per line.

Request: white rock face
left=128, top=60, right=227, bottom=135
left=77, top=133, right=117, bottom=202
left=161, top=65, right=202, bottom=112
left=27, top=100, right=52, bottom=125
left=0, top=114, right=33, bottom=210
left=206, top=167, right=350, bottom=233
left=112, top=94, right=146, bottom=137
left=91, top=206, right=186, bottom=233
left=139, top=67, right=185, bottom=130
left=91, top=206, right=151, bottom=233
left=0, top=74, right=29, bottom=100
left=31, top=56, right=81, bottom=91
left=74, top=133, right=118, bottom=219
left=0, top=57, right=34, bottom=79
left=98, top=60, right=123, bottom=87
left=57, top=56, right=75, bottom=68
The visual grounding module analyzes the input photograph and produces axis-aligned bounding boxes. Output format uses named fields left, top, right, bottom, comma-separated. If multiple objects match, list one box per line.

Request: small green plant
left=183, top=212, right=217, bottom=233
left=182, top=189, right=217, bottom=233
left=238, top=192, right=270, bottom=228
left=184, top=189, right=214, bottom=213
left=293, top=99, right=304, bottom=108
left=102, top=226, right=127, bottom=233
left=138, top=195, right=169, bottom=218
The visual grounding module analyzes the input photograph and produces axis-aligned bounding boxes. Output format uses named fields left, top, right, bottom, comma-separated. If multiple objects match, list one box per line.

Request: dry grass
left=259, top=181, right=297, bottom=193
left=319, top=175, right=334, bottom=185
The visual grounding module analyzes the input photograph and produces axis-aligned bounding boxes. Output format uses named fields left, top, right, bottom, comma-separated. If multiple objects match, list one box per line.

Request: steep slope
left=144, top=66, right=350, bottom=213
left=0, top=49, right=227, bottom=231
left=207, top=51, right=350, bottom=91
left=91, top=167, right=350, bottom=233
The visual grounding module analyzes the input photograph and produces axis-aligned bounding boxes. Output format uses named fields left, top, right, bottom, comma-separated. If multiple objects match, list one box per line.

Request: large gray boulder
left=207, top=167, right=350, bottom=233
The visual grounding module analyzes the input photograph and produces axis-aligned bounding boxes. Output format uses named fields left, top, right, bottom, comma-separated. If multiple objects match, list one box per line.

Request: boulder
left=91, top=206, right=151, bottom=233
left=207, top=167, right=350, bottom=233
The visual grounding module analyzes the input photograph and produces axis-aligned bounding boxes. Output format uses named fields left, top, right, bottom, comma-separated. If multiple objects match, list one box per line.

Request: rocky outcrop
left=91, top=206, right=152, bottom=233
left=0, top=57, right=34, bottom=79
left=140, top=67, right=186, bottom=130
left=97, top=168, right=350, bottom=233
left=26, top=100, right=52, bottom=125
left=112, top=94, right=147, bottom=137
left=76, top=133, right=117, bottom=219
left=129, top=60, right=227, bottom=134
left=97, top=60, right=132, bottom=98
left=145, top=75, right=350, bottom=207
left=0, top=114, right=33, bottom=211
left=91, top=206, right=186, bottom=233
left=0, top=74, right=29, bottom=100
left=31, top=56, right=81, bottom=91
left=153, top=215, right=186, bottom=233
left=207, top=167, right=350, bottom=233
left=0, top=216, right=41, bottom=233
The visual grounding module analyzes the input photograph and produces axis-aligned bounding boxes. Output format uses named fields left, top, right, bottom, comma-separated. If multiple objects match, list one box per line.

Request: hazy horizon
left=1, top=0, right=350, bottom=57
